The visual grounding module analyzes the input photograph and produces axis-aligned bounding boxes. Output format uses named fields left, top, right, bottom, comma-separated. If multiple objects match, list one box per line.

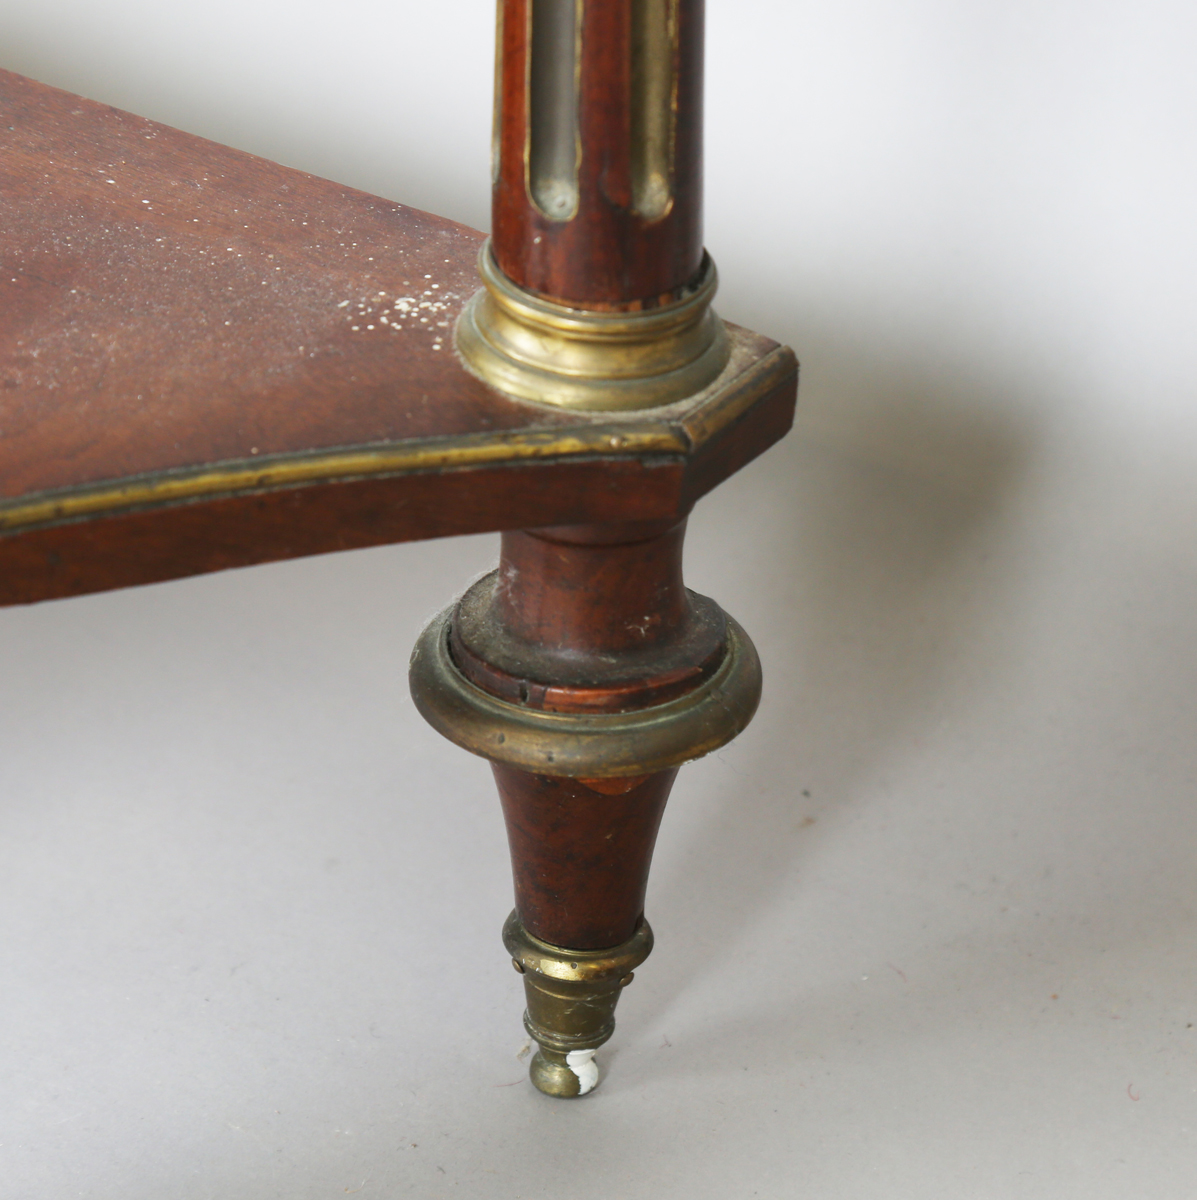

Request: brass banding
left=0, top=335, right=794, bottom=536
left=408, top=605, right=762, bottom=778
left=630, top=0, right=679, bottom=221
left=526, top=0, right=582, bottom=221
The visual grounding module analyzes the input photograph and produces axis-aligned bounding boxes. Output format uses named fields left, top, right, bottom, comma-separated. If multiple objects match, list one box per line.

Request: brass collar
left=454, top=241, right=730, bottom=411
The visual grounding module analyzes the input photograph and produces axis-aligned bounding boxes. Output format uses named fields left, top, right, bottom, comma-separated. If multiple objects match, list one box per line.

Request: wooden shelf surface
left=0, top=70, right=796, bottom=605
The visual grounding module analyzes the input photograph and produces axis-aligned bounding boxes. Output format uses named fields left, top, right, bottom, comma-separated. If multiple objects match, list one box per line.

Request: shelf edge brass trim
left=0, top=424, right=685, bottom=537
left=0, top=335, right=793, bottom=537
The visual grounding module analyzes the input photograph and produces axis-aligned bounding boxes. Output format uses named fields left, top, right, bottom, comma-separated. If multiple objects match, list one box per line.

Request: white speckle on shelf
left=338, top=300, right=350, bottom=308
left=351, top=326, right=360, bottom=331
left=566, top=1050, right=599, bottom=1095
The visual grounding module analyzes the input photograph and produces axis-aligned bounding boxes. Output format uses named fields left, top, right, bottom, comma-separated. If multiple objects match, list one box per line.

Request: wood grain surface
left=0, top=67, right=522, bottom=500
left=493, top=763, right=678, bottom=949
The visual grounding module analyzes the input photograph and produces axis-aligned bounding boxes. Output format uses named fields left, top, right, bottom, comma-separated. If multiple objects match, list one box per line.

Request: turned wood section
left=494, top=763, right=677, bottom=949
left=0, top=70, right=794, bottom=607
left=452, top=518, right=726, bottom=711
left=492, top=0, right=705, bottom=307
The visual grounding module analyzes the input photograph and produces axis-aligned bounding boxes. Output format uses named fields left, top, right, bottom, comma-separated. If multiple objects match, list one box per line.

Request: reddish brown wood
left=680, top=358, right=802, bottom=508
left=451, top=518, right=727, bottom=711
left=0, top=69, right=795, bottom=608
left=454, top=516, right=729, bottom=951
left=3, top=1, right=788, bottom=1090
left=0, top=457, right=686, bottom=606
left=494, top=763, right=677, bottom=948
left=492, top=0, right=705, bottom=308
left=497, top=521, right=694, bottom=653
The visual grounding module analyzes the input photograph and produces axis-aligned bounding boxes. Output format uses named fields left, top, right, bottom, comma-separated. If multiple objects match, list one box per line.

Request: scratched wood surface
left=0, top=68, right=537, bottom=500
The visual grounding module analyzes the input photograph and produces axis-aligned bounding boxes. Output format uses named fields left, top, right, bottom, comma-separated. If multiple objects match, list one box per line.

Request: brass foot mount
left=504, top=911, right=654, bottom=1098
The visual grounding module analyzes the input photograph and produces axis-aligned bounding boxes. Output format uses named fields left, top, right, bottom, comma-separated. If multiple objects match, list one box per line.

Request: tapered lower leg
left=494, top=765, right=675, bottom=1095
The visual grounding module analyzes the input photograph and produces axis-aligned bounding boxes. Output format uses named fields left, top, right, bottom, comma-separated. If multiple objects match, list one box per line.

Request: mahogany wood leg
left=407, top=0, right=783, bottom=1099
left=411, top=518, right=760, bottom=1096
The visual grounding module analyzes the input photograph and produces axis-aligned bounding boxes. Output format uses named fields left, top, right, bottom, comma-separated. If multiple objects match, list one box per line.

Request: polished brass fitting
left=503, top=911, right=654, bottom=1098
left=454, top=242, right=730, bottom=412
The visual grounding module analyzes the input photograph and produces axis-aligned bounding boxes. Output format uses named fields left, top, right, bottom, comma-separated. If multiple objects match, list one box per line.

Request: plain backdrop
left=2, top=2, right=1196, bottom=1196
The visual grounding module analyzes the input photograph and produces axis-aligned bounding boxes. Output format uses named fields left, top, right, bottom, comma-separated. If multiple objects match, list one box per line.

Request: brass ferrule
left=504, top=911, right=654, bottom=1097
left=454, top=242, right=730, bottom=412
left=409, top=604, right=761, bottom=778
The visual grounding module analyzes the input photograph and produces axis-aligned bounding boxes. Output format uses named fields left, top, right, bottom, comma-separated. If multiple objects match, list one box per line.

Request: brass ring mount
left=409, top=604, right=762, bottom=779
left=454, top=241, right=731, bottom=412
left=504, top=911, right=654, bottom=989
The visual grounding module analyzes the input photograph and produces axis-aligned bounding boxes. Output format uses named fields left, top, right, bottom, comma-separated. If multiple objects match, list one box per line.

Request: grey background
left=2, top=1, right=1196, bottom=1195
